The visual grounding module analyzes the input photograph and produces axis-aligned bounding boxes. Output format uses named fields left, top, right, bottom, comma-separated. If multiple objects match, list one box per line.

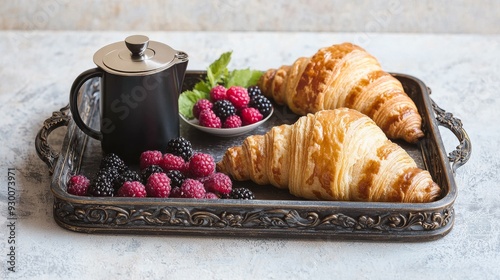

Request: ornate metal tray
left=35, top=71, right=471, bottom=241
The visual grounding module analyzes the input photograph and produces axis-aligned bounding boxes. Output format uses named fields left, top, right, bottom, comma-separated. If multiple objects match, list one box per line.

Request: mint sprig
left=179, top=52, right=262, bottom=119
left=226, top=69, right=263, bottom=88
left=206, top=51, right=232, bottom=88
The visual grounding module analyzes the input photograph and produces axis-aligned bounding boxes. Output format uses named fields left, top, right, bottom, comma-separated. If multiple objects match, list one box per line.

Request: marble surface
left=0, top=31, right=499, bottom=279
left=1, top=0, right=499, bottom=34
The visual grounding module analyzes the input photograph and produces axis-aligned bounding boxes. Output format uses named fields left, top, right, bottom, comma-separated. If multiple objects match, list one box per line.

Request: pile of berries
left=66, top=137, right=255, bottom=200
left=192, top=85, right=273, bottom=128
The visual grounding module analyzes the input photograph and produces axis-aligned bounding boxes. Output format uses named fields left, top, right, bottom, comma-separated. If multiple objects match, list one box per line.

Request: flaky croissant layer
left=258, top=42, right=424, bottom=143
left=217, top=109, right=440, bottom=203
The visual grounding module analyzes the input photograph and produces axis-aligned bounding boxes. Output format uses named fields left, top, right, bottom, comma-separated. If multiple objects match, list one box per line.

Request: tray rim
left=43, top=71, right=460, bottom=241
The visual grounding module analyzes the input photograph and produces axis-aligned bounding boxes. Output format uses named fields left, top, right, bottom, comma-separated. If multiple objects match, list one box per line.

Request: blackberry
left=99, top=153, right=127, bottom=172
left=227, top=187, right=255, bottom=200
left=165, top=169, right=186, bottom=188
left=165, top=136, right=193, bottom=161
left=113, top=169, right=142, bottom=191
left=88, top=173, right=115, bottom=197
left=96, top=167, right=121, bottom=184
left=247, top=85, right=263, bottom=98
left=212, top=100, right=236, bottom=120
left=141, top=165, right=164, bottom=183
left=250, top=95, right=273, bottom=117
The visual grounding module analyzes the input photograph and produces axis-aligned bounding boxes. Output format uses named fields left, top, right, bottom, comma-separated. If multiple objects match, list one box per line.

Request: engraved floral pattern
left=432, top=99, right=472, bottom=172
left=35, top=105, right=71, bottom=174
left=46, top=74, right=458, bottom=241
left=54, top=198, right=454, bottom=236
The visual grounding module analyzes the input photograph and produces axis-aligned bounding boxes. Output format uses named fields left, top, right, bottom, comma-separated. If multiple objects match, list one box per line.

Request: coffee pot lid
left=93, top=35, right=182, bottom=76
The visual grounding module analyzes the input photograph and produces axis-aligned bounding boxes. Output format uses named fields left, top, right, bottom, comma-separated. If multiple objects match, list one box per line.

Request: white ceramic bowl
left=180, top=108, right=273, bottom=137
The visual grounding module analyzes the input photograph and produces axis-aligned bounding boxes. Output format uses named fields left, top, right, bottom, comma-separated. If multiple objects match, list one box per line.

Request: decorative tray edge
left=35, top=71, right=471, bottom=241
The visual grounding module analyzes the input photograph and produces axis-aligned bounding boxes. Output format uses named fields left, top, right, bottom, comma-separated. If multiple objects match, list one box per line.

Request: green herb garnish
left=179, top=52, right=263, bottom=119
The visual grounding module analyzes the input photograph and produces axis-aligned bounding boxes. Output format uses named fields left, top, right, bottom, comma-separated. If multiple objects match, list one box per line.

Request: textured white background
left=0, top=1, right=499, bottom=279
left=0, top=0, right=499, bottom=33
left=0, top=31, right=499, bottom=279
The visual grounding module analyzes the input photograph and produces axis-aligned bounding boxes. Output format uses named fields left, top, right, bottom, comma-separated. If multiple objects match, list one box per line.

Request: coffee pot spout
left=173, top=52, right=189, bottom=93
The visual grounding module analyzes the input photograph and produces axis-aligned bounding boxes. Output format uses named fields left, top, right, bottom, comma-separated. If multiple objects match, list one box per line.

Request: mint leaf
left=226, top=69, right=263, bottom=88
left=207, top=51, right=232, bottom=88
left=178, top=51, right=263, bottom=121
left=179, top=89, right=209, bottom=119
left=193, top=80, right=211, bottom=93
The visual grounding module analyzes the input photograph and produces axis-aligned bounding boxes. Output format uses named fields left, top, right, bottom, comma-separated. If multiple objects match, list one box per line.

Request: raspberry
left=193, top=176, right=210, bottom=185
left=165, top=136, right=193, bottom=161
left=210, top=85, right=227, bottom=102
left=223, top=115, right=242, bottom=128
left=213, top=100, right=236, bottom=120
left=189, top=153, right=215, bottom=178
left=117, top=181, right=147, bottom=197
left=141, top=165, right=164, bottom=183
left=198, top=109, right=222, bottom=128
left=180, top=179, right=206, bottom=198
left=204, top=172, right=232, bottom=194
left=204, top=192, right=219, bottom=199
left=250, top=95, right=273, bottom=117
left=99, top=153, right=127, bottom=172
left=247, top=85, right=263, bottom=98
left=139, top=150, right=163, bottom=170
left=240, top=107, right=263, bottom=125
left=146, top=172, right=171, bottom=198
left=113, top=169, right=141, bottom=191
left=67, top=175, right=90, bottom=196
left=169, top=187, right=182, bottom=198
left=161, top=153, right=187, bottom=173
left=226, top=86, right=250, bottom=110
left=227, top=187, right=255, bottom=200
left=192, top=99, right=213, bottom=119
left=165, top=169, right=186, bottom=188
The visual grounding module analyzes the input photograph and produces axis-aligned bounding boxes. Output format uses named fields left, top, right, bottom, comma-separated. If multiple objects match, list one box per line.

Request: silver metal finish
left=125, top=35, right=149, bottom=56
left=431, top=100, right=472, bottom=173
left=36, top=71, right=470, bottom=241
left=93, top=35, right=179, bottom=75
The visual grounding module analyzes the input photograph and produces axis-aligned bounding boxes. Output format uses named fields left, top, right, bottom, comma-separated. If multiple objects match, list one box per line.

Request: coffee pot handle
left=69, top=68, right=103, bottom=140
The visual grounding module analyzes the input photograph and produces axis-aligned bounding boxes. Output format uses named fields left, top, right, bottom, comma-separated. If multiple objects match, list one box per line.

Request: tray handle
left=431, top=99, right=471, bottom=173
left=35, top=105, right=71, bottom=175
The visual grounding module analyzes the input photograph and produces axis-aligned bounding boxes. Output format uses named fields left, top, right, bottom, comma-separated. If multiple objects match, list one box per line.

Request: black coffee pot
left=69, top=35, right=188, bottom=163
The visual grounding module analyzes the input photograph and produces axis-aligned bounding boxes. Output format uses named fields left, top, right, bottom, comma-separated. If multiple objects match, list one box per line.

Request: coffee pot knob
left=125, top=35, right=149, bottom=56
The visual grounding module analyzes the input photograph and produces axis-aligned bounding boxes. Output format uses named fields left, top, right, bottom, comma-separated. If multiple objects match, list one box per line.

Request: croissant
left=217, top=109, right=440, bottom=203
left=258, top=42, right=424, bottom=143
